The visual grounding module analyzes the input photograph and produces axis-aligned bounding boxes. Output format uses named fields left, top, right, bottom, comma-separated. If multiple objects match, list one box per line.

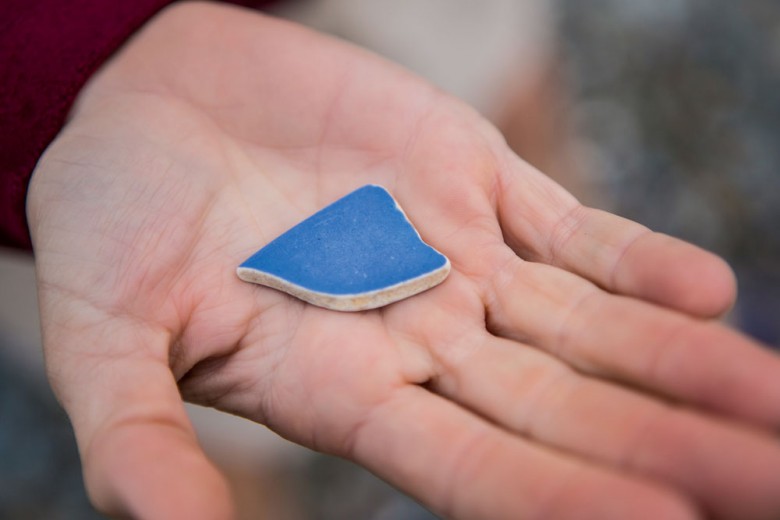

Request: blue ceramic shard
left=237, top=185, right=450, bottom=311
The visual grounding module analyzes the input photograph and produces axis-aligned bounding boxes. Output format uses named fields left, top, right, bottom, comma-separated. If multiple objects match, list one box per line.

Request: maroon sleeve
left=0, top=0, right=175, bottom=249
left=0, top=1, right=277, bottom=250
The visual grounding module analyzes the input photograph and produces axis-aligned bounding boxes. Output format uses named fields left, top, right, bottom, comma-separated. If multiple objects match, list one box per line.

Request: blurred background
left=2, top=0, right=779, bottom=517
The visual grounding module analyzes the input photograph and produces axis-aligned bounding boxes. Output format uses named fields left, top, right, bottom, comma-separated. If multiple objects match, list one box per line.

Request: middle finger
left=484, top=255, right=780, bottom=429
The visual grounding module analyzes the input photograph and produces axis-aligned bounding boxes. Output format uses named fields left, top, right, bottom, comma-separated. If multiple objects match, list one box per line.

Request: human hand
left=27, top=3, right=780, bottom=519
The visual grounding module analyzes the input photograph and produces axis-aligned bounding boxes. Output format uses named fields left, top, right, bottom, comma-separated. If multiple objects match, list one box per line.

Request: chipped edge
left=237, top=259, right=451, bottom=312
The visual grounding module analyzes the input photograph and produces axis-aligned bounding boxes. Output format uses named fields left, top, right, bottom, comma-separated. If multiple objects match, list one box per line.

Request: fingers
left=486, top=256, right=780, bottom=428
left=346, top=385, right=698, bottom=520
left=427, top=334, right=780, bottom=519
left=496, top=158, right=736, bottom=317
left=44, top=319, right=232, bottom=519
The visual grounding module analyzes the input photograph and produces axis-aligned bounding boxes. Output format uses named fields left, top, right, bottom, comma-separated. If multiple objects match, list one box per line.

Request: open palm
left=27, top=4, right=780, bottom=519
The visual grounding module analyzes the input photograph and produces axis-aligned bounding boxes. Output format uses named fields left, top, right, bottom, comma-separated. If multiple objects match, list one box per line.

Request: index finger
left=496, top=154, right=737, bottom=317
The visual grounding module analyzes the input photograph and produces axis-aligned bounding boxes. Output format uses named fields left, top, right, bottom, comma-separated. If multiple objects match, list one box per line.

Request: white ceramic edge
left=237, top=258, right=451, bottom=312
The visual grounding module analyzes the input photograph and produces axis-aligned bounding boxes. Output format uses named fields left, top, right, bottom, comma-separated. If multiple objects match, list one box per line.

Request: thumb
left=43, top=316, right=233, bottom=519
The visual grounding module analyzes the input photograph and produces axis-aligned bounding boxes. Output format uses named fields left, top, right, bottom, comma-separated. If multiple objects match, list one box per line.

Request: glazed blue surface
left=239, top=185, right=448, bottom=295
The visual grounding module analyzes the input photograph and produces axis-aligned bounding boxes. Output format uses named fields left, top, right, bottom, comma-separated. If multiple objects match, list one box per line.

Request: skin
left=26, top=2, right=780, bottom=519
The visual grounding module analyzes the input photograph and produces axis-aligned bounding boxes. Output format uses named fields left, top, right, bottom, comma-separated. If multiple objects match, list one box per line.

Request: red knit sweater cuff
left=0, top=0, right=175, bottom=250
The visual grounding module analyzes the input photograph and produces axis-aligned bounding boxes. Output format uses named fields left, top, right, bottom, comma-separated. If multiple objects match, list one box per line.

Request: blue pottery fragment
left=237, top=185, right=450, bottom=311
